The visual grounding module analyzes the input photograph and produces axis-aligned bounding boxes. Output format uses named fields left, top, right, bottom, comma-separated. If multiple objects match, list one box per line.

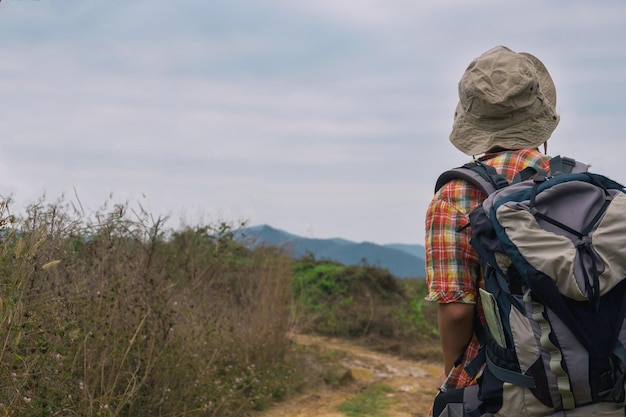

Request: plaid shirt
left=425, top=148, right=551, bottom=390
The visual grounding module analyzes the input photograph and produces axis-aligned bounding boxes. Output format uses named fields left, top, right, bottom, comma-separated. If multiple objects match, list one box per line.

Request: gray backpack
left=432, top=156, right=626, bottom=417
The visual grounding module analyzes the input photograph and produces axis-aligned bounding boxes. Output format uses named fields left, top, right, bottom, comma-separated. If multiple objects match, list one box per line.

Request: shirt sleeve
left=425, top=183, right=481, bottom=304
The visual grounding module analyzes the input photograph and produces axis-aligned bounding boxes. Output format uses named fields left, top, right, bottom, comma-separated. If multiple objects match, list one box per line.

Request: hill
left=236, top=225, right=425, bottom=278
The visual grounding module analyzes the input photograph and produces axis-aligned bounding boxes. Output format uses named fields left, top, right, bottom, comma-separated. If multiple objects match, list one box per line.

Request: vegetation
left=0, top=196, right=300, bottom=416
left=338, top=384, right=396, bottom=417
left=291, top=254, right=439, bottom=361
left=0, top=195, right=438, bottom=416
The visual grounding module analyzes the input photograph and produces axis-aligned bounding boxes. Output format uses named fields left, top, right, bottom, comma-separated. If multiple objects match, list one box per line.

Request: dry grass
left=0, top=196, right=298, bottom=416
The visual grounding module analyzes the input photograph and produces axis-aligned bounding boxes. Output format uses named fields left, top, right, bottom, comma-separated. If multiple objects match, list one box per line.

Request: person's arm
left=425, top=186, right=481, bottom=383
left=438, top=302, right=475, bottom=377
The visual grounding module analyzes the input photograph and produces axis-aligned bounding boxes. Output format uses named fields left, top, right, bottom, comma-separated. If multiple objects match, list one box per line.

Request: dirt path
left=258, top=333, right=441, bottom=417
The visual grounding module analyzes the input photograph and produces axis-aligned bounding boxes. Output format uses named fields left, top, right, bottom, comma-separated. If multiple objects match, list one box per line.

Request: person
left=424, top=45, right=560, bottom=411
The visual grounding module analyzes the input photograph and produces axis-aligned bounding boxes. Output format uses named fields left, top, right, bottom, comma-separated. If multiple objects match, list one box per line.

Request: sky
left=1, top=0, right=625, bottom=245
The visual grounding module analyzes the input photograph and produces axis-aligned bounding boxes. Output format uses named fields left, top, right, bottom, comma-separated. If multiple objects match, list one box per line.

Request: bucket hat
left=449, top=45, right=560, bottom=156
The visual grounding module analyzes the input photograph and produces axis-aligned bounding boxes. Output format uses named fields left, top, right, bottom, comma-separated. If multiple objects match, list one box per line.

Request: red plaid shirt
left=425, top=148, right=551, bottom=390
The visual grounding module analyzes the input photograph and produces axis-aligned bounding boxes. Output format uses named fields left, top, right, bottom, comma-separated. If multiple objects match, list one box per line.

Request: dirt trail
left=258, top=333, right=441, bottom=417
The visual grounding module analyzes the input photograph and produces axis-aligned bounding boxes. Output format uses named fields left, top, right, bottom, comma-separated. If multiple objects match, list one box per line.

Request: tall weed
left=0, top=196, right=297, bottom=416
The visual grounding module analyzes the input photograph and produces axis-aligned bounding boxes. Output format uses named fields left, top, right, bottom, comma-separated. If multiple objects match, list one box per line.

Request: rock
left=340, top=367, right=375, bottom=385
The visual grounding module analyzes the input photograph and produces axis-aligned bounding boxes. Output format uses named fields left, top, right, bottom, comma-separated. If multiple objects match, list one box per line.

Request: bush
left=0, top=196, right=299, bottom=416
left=291, top=257, right=439, bottom=358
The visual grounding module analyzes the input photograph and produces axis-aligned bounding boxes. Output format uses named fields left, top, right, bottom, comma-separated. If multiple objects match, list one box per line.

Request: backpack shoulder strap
left=435, top=156, right=590, bottom=195
left=549, top=155, right=589, bottom=175
left=434, top=161, right=509, bottom=195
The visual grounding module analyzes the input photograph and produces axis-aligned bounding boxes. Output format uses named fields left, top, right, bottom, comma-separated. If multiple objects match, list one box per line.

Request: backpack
left=431, top=156, right=626, bottom=417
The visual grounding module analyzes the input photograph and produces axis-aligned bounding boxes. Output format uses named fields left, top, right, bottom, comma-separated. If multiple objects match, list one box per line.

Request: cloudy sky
left=1, top=0, right=625, bottom=245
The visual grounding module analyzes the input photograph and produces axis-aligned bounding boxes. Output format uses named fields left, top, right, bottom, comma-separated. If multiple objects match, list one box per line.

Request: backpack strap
left=549, top=155, right=589, bottom=175
left=435, top=156, right=589, bottom=195
left=435, top=161, right=509, bottom=195
left=511, top=166, right=547, bottom=184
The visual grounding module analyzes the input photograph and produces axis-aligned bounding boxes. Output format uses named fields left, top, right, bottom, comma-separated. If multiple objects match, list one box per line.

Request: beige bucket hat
left=449, top=45, right=560, bottom=156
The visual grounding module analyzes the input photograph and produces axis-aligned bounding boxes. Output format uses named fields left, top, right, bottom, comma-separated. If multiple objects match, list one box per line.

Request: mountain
left=385, top=243, right=426, bottom=260
left=236, top=225, right=425, bottom=279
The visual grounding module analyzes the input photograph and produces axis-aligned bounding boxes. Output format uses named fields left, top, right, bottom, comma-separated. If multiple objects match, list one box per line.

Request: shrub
left=0, top=196, right=299, bottom=416
left=291, top=258, right=439, bottom=361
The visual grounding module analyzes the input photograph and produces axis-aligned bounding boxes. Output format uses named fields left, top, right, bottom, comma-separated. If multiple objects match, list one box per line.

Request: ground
left=258, top=333, right=442, bottom=417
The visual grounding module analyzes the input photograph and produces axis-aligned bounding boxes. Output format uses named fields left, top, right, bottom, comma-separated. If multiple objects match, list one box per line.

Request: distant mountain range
left=235, top=225, right=425, bottom=279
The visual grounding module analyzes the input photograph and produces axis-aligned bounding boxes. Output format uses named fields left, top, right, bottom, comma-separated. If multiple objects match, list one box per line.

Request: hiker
left=425, top=46, right=558, bottom=413
left=425, top=45, right=626, bottom=417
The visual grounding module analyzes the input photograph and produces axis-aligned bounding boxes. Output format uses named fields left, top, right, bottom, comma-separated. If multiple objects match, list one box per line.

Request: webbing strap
left=434, top=161, right=509, bottom=195
left=549, top=155, right=589, bottom=175
left=612, top=343, right=626, bottom=406
left=530, top=298, right=576, bottom=409
left=485, top=354, right=535, bottom=388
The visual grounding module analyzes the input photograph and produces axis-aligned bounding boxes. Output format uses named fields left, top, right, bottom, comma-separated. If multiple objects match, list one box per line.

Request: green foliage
left=292, top=259, right=439, bottom=360
left=396, top=279, right=439, bottom=336
left=337, top=384, right=395, bottom=417
left=294, top=262, right=347, bottom=299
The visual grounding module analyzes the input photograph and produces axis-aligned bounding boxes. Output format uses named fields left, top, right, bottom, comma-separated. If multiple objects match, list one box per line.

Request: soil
left=257, top=333, right=442, bottom=417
